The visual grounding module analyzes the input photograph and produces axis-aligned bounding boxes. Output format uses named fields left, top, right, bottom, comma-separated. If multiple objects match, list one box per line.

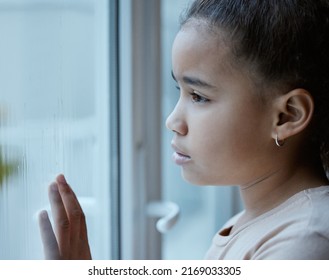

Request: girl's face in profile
left=166, top=22, right=277, bottom=186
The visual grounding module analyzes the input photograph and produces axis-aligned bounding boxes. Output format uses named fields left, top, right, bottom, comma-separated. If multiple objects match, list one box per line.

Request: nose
left=165, top=102, right=188, bottom=136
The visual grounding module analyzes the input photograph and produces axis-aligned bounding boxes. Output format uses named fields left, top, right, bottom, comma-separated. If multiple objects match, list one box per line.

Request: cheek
left=189, top=107, right=268, bottom=164
left=188, top=114, right=232, bottom=160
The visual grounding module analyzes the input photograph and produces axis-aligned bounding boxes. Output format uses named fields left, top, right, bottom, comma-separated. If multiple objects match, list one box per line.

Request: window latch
left=147, top=201, right=180, bottom=234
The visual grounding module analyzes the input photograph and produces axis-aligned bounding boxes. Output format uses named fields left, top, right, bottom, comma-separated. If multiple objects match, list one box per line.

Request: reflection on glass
left=0, top=0, right=111, bottom=259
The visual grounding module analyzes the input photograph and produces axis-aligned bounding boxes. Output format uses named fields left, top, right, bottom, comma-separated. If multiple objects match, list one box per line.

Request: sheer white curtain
left=0, top=0, right=112, bottom=259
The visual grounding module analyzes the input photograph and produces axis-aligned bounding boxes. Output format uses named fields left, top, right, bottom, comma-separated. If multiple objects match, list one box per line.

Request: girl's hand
left=38, top=174, right=92, bottom=259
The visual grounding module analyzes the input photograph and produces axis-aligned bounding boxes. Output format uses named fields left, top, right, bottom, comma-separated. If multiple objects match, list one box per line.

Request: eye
left=190, top=91, right=210, bottom=103
left=174, top=85, right=210, bottom=104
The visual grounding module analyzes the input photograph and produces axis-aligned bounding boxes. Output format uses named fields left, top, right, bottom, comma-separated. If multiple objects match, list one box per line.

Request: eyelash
left=175, top=86, right=210, bottom=104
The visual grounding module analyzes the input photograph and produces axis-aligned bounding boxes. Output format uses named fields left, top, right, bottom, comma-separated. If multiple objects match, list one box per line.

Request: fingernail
left=57, top=174, right=67, bottom=185
left=50, top=182, right=58, bottom=192
left=39, top=210, right=48, bottom=220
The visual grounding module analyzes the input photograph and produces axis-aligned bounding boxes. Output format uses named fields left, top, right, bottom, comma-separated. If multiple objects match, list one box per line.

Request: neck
left=238, top=163, right=329, bottom=220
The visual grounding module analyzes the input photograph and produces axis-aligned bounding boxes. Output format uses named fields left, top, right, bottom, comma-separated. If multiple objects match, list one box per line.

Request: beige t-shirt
left=205, top=186, right=329, bottom=260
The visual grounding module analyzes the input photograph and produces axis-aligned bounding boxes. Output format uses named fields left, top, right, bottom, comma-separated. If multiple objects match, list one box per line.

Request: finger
left=56, top=174, right=83, bottom=258
left=48, top=181, right=70, bottom=258
left=38, top=210, right=61, bottom=259
left=79, top=209, right=89, bottom=243
left=58, top=176, right=89, bottom=243
left=63, top=179, right=92, bottom=259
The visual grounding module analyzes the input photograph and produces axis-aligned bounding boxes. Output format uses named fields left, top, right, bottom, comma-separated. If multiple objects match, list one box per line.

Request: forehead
left=172, top=21, right=271, bottom=104
left=172, top=21, right=236, bottom=80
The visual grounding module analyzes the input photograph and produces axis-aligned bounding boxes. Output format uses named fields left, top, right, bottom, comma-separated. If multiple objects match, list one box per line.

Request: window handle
left=147, top=201, right=180, bottom=233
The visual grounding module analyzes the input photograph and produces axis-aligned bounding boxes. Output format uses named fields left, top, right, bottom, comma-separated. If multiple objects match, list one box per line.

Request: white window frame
left=119, top=0, right=163, bottom=259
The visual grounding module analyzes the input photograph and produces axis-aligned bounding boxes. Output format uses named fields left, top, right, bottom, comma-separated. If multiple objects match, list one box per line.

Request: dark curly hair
left=180, top=0, right=329, bottom=173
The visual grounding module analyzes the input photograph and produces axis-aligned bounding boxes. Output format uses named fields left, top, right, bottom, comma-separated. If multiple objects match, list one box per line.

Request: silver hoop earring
left=275, top=134, right=285, bottom=147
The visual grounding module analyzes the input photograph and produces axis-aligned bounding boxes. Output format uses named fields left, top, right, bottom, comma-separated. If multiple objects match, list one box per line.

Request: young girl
left=39, top=0, right=329, bottom=259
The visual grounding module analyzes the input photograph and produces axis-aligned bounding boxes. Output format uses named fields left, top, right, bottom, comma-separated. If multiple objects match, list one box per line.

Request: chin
left=181, top=171, right=213, bottom=186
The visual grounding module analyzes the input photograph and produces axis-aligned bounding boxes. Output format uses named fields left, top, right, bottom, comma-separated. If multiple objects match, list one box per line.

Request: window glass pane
left=0, top=0, right=113, bottom=259
left=161, top=0, right=243, bottom=259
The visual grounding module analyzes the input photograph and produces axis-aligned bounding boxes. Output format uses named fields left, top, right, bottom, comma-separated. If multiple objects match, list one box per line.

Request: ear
left=272, top=89, right=314, bottom=143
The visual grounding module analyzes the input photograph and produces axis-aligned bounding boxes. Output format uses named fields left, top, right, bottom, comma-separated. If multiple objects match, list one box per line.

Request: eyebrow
left=171, top=70, right=217, bottom=89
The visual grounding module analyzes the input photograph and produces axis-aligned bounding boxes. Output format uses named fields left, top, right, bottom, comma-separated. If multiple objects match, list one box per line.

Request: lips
left=171, top=142, right=191, bottom=165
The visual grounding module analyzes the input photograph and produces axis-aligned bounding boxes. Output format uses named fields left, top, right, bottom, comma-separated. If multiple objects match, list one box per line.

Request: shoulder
left=207, top=186, right=329, bottom=260
left=253, top=186, right=329, bottom=259
left=252, top=229, right=329, bottom=259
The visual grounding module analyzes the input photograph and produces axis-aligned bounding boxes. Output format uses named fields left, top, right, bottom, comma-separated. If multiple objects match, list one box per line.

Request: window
left=0, top=0, right=242, bottom=260
left=0, top=0, right=117, bottom=259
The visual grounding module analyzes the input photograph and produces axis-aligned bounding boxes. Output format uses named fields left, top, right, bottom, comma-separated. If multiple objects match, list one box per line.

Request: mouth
left=171, top=142, right=191, bottom=166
